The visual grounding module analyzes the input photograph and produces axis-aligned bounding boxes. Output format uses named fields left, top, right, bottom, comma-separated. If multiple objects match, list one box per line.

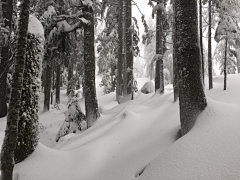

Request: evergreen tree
left=175, top=0, right=207, bottom=136
left=0, top=0, right=30, bottom=179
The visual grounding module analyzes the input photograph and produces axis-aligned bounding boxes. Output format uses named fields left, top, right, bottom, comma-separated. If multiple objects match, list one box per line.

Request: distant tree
left=175, top=0, right=207, bottom=136
left=208, top=0, right=213, bottom=90
left=0, top=0, right=30, bottom=179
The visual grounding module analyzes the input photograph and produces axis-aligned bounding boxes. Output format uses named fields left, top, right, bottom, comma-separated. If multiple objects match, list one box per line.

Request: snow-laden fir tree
left=14, top=15, right=45, bottom=163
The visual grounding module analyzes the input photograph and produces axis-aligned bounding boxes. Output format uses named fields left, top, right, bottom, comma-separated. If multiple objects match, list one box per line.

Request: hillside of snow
left=1, top=75, right=240, bottom=180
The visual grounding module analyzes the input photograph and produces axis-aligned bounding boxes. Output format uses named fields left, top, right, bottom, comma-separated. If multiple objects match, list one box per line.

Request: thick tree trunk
left=0, top=0, right=13, bottom=118
left=15, top=32, right=44, bottom=163
left=224, top=38, right=227, bottom=90
left=116, top=0, right=123, bottom=103
left=55, top=64, right=61, bottom=104
left=199, top=0, right=204, bottom=84
left=155, top=0, right=164, bottom=94
left=125, top=0, right=133, bottom=100
left=43, top=60, right=52, bottom=112
left=0, top=0, right=30, bottom=179
left=84, top=5, right=99, bottom=128
left=208, top=0, right=213, bottom=90
left=175, top=0, right=207, bottom=136
left=172, top=0, right=179, bottom=102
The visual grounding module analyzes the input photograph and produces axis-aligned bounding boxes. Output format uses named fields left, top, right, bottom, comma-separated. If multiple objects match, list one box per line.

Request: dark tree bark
left=208, top=0, right=213, bottom=90
left=15, top=32, right=43, bottom=163
left=83, top=5, right=99, bottom=128
left=155, top=0, right=164, bottom=94
left=122, top=0, right=127, bottom=97
left=125, top=0, right=133, bottom=99
left=116, top=0, right=123, bottom=103
left=172, top=0, right=179, bottom=102
left=0, top=0, right=30, bottom=179
left=0, top=0, right=13, bottom=118
left=224, top=38, right=227, bottom=90
left=51, top=66, right=55, bottom=105
left=199, top=0, right=204, bottom=84
left=43, top=58, right=52, bottom=112
left=55, top=64, right=61, bottom=104
left=66, top=58, right=74, bottom=95
left=175, top=0, right=207, bottom=136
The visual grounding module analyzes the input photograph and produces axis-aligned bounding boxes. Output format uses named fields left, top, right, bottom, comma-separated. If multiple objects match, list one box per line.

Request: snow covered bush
left=141, top=81, right=154, bottom=94
left=14, top=15, right=44, bottom=163
left=56, top=90, right=86, bottom=142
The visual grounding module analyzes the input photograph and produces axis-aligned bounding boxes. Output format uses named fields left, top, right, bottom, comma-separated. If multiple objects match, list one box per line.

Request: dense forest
left=1, top=0, right=240, bottom=179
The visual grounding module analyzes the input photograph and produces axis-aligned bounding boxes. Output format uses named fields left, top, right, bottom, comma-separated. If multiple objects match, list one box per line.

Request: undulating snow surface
left=1, top=75, right=240, bottom=180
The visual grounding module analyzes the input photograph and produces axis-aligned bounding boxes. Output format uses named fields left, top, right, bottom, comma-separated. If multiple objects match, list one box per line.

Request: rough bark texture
left=0, top=0, right=13, bottom=118
left=208, top=0, right=213, bottom=90
left=175, top=0, right=207, bottom=136
left=122, top=0, right=127, bottom=96
left=0, top=0, right=30, bottom=179
left=15, top=33, right=44, bottom=163
left=199, top=0, right=204, bottom=84
left=43, top=59, right=52, bottom=112
left=125, top=0, right=133, bottom=99
left=224, top=38, right=227, bottom=90
left=66, top=59, right=74, bottom=96
left=172, top=0, right=179, bottom=102
left=55, top=64, right=61, bottom=104
left=84, top=5, right=99, bottom=128
left=155, top=0, right=164, bottom=94
left=116, top=0, right=123, bottom=104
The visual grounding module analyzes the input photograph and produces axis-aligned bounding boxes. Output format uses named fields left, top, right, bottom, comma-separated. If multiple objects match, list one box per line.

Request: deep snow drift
left=1, top=75, right=240, bottom=180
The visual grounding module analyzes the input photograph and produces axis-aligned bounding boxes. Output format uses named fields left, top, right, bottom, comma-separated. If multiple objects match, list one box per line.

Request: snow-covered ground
left=1, top=75, right=240, bottom=180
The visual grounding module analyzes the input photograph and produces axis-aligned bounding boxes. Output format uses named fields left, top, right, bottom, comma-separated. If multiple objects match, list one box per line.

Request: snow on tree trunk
left=67, top=59, right=74, bottom=96
left=0, top=0, right=13, bottom=118
left=116, top=0, right=123, bottom=104
left=208, top=0, right=213, bottom=90
left=14, top=15, right=44, bottom=163
left=175, top=0, right=207, bottom=136
left=83, top=4, right=99, bottom=128
left=0, top=0, right=30, bottom=179
left=56, top=98, right=85, bottom=142
left=125, top=0, right=134, bottom=100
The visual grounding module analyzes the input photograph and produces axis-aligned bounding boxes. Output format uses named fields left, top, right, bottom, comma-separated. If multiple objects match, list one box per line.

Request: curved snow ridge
left=136, top=98, right=240, bottom=180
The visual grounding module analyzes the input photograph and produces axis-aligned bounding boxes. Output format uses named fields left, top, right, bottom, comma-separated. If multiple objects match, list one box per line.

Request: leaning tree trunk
left=0, top=0, right=13, bottom=118
left=125, top=0, right=134, bottom=100
left=199, top=0, right=204, bottom=84
left=83, top=5, right=99, bottom=128
left=172, top=0, right=179, bottom=102
left=224, top=38, right=228, bottom=91
left=0, top=0, right=30, bottom=179
left=175, top=0, right=207, bottom=136
left=116, top=0, right=123, bottom=103
left=155, top=0, right=164, bottom=94
left=208, top=0, right=213, bottom=90
left=15, top=18, right=44, bottom=163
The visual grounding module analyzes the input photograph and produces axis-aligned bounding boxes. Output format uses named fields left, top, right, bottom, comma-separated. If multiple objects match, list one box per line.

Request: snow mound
left=28, top=15, right=44, bottom=36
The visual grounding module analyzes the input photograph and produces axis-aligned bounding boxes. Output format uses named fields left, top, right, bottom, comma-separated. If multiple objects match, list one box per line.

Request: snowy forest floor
left=1, top=75, right=240, bottom=180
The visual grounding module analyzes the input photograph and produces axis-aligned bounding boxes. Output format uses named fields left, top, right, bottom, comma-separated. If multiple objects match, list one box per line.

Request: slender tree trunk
left=116, top=0, right=123, bottom=103
left=43, top=59, right=52, bottom=112
left=224, top=38, right=227, bottom=90
left=0, top=0, right=30, bottom=179
left=172, top=0, right=179, bottom=102
left=125, top=0, right=133, bottom=99
left=83, top=5, right=99, bottom=128
left=175, top=0, right=207, bottom=136
left=51, top=66, right=55, bottom=104
left=0, top=0, right=13, bottom=118
left=155, top=0, right=164, bottom=94
left=55, top=64, right=61, bottom=104
left=199, top=0, right=204, bottom=84
left=208, top=0, right=213, bottom=90
left=122, top=0, right=127, bottom=97
left=66, top=59, right=74, bottom=95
